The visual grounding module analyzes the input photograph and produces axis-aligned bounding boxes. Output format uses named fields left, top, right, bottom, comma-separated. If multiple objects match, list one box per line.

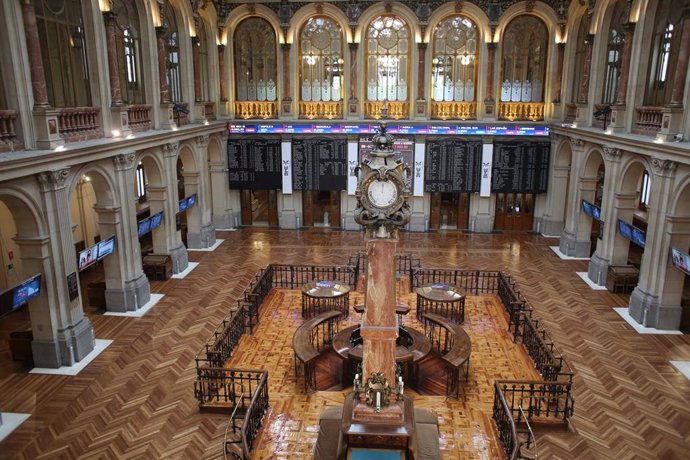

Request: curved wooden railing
left=293, top=310, right=342, bottom=392
left=421, top=312, right=471, bottom=398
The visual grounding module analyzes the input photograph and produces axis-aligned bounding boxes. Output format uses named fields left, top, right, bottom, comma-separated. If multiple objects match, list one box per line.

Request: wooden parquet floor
left=0, top=229, right=689, bottom=459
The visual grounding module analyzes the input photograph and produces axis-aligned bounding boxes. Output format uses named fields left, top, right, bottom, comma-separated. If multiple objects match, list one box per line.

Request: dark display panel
left=359, top=137, right=414, bottom=192
left=229, top=123, right=550, bottom=136
left=424, top=138, right=482, bottom=193
left=227, top=138, right=282, bottom=190
left=292, top=138, right=348, bottom=191
left=491, top=141, right=550, bottom=193
left=582, top=200, right=602, bottom=221
left=78, top=245, right=98, bottom=271
left=671, top=248, right=690, bottom=276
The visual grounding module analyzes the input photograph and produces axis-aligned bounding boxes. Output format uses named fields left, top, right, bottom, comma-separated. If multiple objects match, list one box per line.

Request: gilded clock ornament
left=354, top=122, right=411, bottom=238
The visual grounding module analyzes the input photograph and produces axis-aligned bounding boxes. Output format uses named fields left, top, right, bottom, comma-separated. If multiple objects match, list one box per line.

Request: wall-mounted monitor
left=12, top=274, right=41, bottom=309
left=618, top=219, right=633, bottom=240
left=186, top=194, right=197, bottom=209
left=137, top=218, right=151, bottom=237
left=631, top=227, right=646, bottom=248
left=582, top=200, right=602, bottom=221
left=149, top=212, right=163, bottom=230
left=97, top=236, right=115, bottom=260
left=179, top=198, right=188, bottom=213
left=671, top=248, right=690, bottom=276
left=78, top=244, right=98, bottom=271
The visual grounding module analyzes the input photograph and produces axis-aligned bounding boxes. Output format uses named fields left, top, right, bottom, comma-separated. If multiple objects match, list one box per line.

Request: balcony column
left=575, top=33, right=595, bottom=124
left=484, top=43, right=496, bottom=116
left=192, top=37, right=202, bottom=102
left=155, top=26, right=169, bottom=104
left=280, top=43, right=292, bottom=116
left=218, top=44, right=227, bottom=102
left=552, top=43, right=565, bottom=103
left=103, top=11, right=131, bottom=137
left=348, top=42, right=359, bottom=116
left=415, top=42, right=427, bottom=118
left=610, top=22, right=636, bottom=132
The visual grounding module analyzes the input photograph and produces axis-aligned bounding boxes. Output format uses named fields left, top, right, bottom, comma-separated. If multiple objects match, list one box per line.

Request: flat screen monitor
left=179, top=198, right=188, bottom=213
left=78, top=244, right=98, bottom=271
left=149, top=212, right=163, bottom=230
left=12, top=274, right=41, bottom=309
left=671, top=248, right=690, bottom=276
left=631, top=226, right=646, bottom=248
left=186, top=194, right=197, bottom=209
left=137, top=218, right=151, bottom=237
left=582, top=200, right=601, bottom=221
left=618, top=219, right=633, bottom=240
left=97, top=236, right=115, bottom=260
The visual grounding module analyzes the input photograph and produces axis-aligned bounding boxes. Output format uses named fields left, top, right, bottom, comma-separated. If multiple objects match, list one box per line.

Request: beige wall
left=0, top=200, right=22, bottom=291
left=70, top=180, right=100, bottom=247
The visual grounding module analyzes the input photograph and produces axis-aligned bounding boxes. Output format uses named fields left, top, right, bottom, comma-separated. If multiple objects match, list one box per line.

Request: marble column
left=20, top=0, right=48, bottom=107
left=629, top=159, right=681, bottom=329
left=484, top=43, right=496, bottom=116
left=281, top=43, right=292, bottom=115
left=36, top=169, right=95, bottom=366
left=103, top=11, right=122, bottom=105
left=218, top=44, right=227, bottom=102
left=614, top=22, right=636, bottom=106
left=192, top=36, right=202, bottom=102
left=155, top=26, right=169, bottom=104
left=670, top=10, right=690, bottom=106
left=552, top=43, right=565, bottom=103
left=110, top=153, right=151, bottom=311
left=348, top=42, right=359, bottom=115
left=578, top=34, right=594, bottom=104
left=415, top=42, right=427, bottom=117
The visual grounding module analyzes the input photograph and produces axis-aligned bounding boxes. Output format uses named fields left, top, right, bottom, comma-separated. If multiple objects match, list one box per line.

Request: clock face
left=367, top=179, right=399, bottom=208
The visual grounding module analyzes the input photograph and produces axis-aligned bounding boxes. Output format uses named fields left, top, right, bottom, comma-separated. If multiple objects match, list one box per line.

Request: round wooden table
left=301, top=280, right=350, bottom=319
left=415, top=283, right=466, bottom=324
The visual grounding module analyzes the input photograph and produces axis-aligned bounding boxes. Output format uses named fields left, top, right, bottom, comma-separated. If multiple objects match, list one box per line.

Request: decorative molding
left=36, top=169, right=70, bottom=192
left=162, top=142, right=180, bottom=157
left=112, top=153, right=136, bottom=171
left=603, top=146, right=621, bottom=162
left=569, top=137, right=585, bottom=148
left=650, top=158, right=678, bottom=177
left=195, top=134, right=210, bottom=148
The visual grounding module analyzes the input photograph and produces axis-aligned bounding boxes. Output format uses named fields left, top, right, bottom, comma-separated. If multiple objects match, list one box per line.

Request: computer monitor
left=671, top=248, right=690, bottom=276
left=179, top=198, right=188, bottom=213
left=97, top=236, right=115, bottom=260
left=631, top=226, right=646, bottom=248
left=77, top=244, right=98, bottom=271
left=149, top=212, right=163, bottom=230
left=186, top=194, right=197, bottom=209
left=618, top=219, right=633, bottom=240
left=582, top=200, right=601, bottom=221
left=137, top=218, right=151, bottom=237
left=12, top=274, right=41, bottom=309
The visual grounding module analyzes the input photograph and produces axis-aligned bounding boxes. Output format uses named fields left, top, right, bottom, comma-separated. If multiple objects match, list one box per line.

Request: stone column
left=103, top=11, right=123, bottom=105
left=146, top=186, right=170, bottom=254
left=281, top=43, right=292, bottom=115
left=36, top=169, right=95, bottom=365
left=156, top=26, right=169, bottom=104
left=540, top=137, right=570, bottom=236
left=209, top=159, right=232, bottom=229
left=218, top=44, right=227, bottom=102
left=192, top=36, right=202, bottom=102
left=348, top=42, right=359, bottom=116
left=162, top=143, right=189, bottom=273
left=21, top=0, right=48, bottom=107
left=552, top=43, right=565, bottom=103
left=559, top=138, right=589, bottom=256
left=361, top=238, right=398, bottom=385
left=587, top=146, right=623, bottom=285
left=109, top=153, right=151, bottom=311
left=415, top=43, right=427, bottom=118
left=484, top=43, right=496, bottom=116
left=629, top=159, right=680, bottom=329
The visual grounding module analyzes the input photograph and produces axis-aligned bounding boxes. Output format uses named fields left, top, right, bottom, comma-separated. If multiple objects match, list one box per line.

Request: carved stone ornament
left=602, top=146, right=621, bottom=162
left=650, top=158, right=678, bottom=177
left=570, top=137, right=585, bottom=148
left=162, top=142, right=180, bottom=157
left=36, top=168, right=70, bottom=192
left=112, top=153, right=136, bottom=170
left=195, top=134, right=210, bottom=148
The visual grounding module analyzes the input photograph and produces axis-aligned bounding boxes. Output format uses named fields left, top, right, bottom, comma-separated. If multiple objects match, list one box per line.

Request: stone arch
left=355, top=2, right=419, bottom=44
left=224, top=4, right=282, bottom=44
left=582, top=146, right=605, bottom=178
left=208, top=135, right=223, bottom=163
left=425, top=3, right=490, bottom=44
left=495, top=1, right=560, bottom=43
left=289, top=3, right=350, bottom=44
left=138, top=149, right=166, bottom=187
left=0, top=185, right=45, bottom=238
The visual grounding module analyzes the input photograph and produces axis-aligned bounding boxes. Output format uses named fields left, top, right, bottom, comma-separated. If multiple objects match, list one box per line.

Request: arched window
left=431, top=15, right=478, bottom=103
left=233, top=18, right=277, bottom=103
left=602, top=0, right=626, bottom=104
left=34, top=0, right=91, bottom=107
left=645, top=0, right=682, bottom=106
left=299, top=17, right=343, bottom=104
left=365, top=15, right=410, bottom=113
left=500, top=15, right=548, bottom=104
left=571, top=13, right=590, bottom=104
left=162, top=7, right=182, bottom=103
left=198, top=20, right=210, bottom=101
left=112, top=0, right=144, bottom=104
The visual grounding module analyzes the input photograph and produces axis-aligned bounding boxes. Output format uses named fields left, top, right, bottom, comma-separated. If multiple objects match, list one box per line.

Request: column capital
left=36, top=168, right=70, bottom=192
left=602, top=146, right=621, bottom=162
left=112, top=153, right=137, bottom=171
left=162, top=142, right=179, bottom=157
left=281, top=42, right=291, bottom=51
left=417, top=42, right=428, bottom=51
left=349, top=42, right=359, bottom=52
left=102, top=10, right=118, bottom=25
left=195, top=134, right=210, bottom=148
left=155, top=25, right=168, bottom=38
left=569, top=137, right=585, bottom=148
left=217, top=43, right=226, bottom=53
left=651, top=157, right=678, bottom=177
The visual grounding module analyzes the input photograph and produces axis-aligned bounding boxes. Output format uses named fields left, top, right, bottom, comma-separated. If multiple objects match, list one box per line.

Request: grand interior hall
left=0, top=0, right=690, bottom=459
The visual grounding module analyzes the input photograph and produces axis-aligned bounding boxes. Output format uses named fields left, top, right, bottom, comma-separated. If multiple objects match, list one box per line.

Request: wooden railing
left=293, top=310, right=342, bottom=392
left=0, top=109, right=22, bottom=152
left=205, top=102, right=216, bottom=120
left=58, top=106, right=102, bottom=142
left=364, top=101, right=409, bottom=119
left=431, top=101, right=477, bottom=120
left=234, top=101, right=277, bottom=119
left=633, top=106, right=663, bottom=136
left=422, top=312, right=471, bottom=398
left=498, top=102, right=545, bottom=121
left=127, top=104, right=152, bottom=132
left=564, top=103, right=577, bottom=124
left=299, top=101, right=343, bottom=119
left=411, top=268, right=502, bottom=295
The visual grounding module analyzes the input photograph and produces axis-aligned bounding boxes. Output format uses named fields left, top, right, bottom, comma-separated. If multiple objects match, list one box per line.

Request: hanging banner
left=481, top=143, right=493, bottom=197
left=281, top=141, right=292, bottom=195
left=414, top=143, right=425, bottom=197
left=348, top=140, right=358, bottom=195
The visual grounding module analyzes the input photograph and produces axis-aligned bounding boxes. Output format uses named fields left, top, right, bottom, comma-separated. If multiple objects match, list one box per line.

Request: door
left=494, top=193, right=535, bottom=231
left=429, top=192, right=442, bottom=230
left=302, top=191, right=341, bottom=227
left=241, top=190, right=279, bottom=226
left=240, top=189, right=252, bottom=225
left=302, top=191, right=314, bottom=227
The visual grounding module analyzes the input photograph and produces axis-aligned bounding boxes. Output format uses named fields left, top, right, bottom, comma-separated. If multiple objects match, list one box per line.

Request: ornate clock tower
left=354, top=122, right=410, bottom=399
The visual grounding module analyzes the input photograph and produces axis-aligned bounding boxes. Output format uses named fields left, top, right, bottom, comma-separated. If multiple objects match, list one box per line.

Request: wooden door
left=268, top=190, right=279, bottom=227
left=302, top=191, right=314, bottom=227
left=456, top=193, right=470, bottom=230
left=495, top=193, right=534, bottom=231
left=240, top=189, right=253, bottom=226
left=329, top=191, right=341, bottom=228
left=429, top=192, right=442, bottom=230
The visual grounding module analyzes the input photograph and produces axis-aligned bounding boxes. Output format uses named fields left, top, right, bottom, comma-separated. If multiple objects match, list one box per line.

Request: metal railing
left=411, top=268, right=501, bottom=294
left=271, top=264, right=355, bottom=290
left=196, top=308, right=245, bottom=368
left=516, top=312, right=574, bottom=383
left=223, top=388, right=246, bottom=460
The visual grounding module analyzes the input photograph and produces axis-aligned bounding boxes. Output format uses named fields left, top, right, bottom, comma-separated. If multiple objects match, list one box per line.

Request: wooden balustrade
left=498, top=102, right=545, bottom=121
left=564, top=103, right=577, bottom=124
left=299, top=101, right=343, bottom=119
left=293, top=310, right=342, bottom=392
left=430, top=101, right=477, bottom=120
left=234, top=101, right=278, bottom=119
left=127, top=104, right=152, bottom=132
left=0, top=110, right=22, bottom=152
left=422, top=312, right=471, bottom=398
left=204, top=102, right=216, bottom=120
left=364, top=101, right=409, bottom=119
left=634, top=106, right=663, bottom=135
left=58, top=106, right=102, bottom=142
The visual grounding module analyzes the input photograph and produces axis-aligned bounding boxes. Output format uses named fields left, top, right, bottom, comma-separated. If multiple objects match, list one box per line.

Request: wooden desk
left=302, top=280, right=350, bottom=320
left=422, top=312, right=472, bottom=398
left=342, top=393, right=414, bottom=453
left=143, top=254, right=172, bottom=281
left=415, top=283, right=466, bottom=324
left=293, top=310, right=342, bottom=392
left=606, top=265, right=639, bottom=294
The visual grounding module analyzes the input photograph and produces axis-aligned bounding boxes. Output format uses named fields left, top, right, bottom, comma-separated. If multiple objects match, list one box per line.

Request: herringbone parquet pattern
left=0, top=229, right=688, bottom=459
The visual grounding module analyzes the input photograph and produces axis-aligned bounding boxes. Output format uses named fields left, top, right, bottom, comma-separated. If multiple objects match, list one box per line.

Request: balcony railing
left=633, top=106, right=663, bottom=136
left=0, top=110, right=23, bottom=152
left=431, top=101, right=477, bottom=120
left=173, top=102, right=190, bottom=126
left=564, top=103, right=577, bottom=124
left=498, top=102, right=545, bottom=121
left=299, top=101, right=343, bottom=119
left=235, top=101, right=278, bottom=119
left=364, top=101, right=409, bottom=119
left=127, top=104, right=152, bottom=132
left=204, top=102, right=216, bottom=120
left=58, top=106, right=103, bottom=143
